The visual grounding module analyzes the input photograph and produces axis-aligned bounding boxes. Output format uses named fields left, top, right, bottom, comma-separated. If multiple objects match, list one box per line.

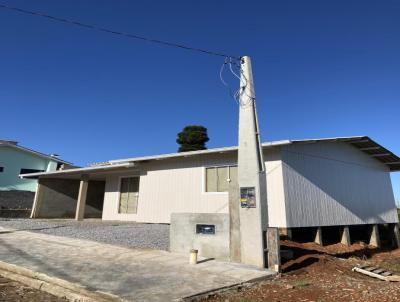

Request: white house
left=22, top=136, right=399, bottom=233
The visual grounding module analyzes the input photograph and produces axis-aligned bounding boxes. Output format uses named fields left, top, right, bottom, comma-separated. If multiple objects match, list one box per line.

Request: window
left=205, top=165, right=237, bottom=192
left=20, top=168, right=44, bottom=174
left=0, top=167, right=3, bottom=172
left=119, top=177, right=139, bottom=214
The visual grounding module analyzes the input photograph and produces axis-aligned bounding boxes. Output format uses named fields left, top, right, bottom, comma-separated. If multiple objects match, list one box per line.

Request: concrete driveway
left=0, top=226, right=275, bottom=301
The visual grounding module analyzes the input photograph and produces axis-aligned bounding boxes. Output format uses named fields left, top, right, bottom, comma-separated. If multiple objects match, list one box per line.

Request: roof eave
left=20, top=162, right=135, bottom=179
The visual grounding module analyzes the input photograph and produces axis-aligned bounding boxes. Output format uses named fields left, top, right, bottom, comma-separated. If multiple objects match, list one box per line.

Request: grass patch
left=293, top=280, right=311, bottom=288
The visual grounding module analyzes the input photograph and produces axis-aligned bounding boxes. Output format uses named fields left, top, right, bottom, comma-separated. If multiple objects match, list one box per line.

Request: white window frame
left=202, top=164, right=237, bottom=194
left=116, top=175, right=140, bottom=215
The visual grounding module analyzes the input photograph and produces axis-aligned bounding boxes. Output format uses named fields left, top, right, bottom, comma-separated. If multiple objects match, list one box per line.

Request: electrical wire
left=219, top=57, right=240, bottom=105
left=219, top=57, right=256, bottom=107
left=0, top=2, right=240, bottom=59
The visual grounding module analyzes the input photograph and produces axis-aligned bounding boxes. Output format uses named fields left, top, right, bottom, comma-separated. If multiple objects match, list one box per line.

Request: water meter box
left=240, top=187, right=256, bottom=208
left=196, top=224, right=215, bottom=235
left=170, top=213, right=230, bottom=260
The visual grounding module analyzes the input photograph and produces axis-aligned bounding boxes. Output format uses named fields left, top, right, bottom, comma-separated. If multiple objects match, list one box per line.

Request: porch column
left=75, top=175, right=89, bottom=221
left=30, top=181, right=44, bottom=219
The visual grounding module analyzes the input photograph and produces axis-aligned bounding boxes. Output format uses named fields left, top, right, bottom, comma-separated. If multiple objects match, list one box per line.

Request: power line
left=0, top=2, right=240, bottom=59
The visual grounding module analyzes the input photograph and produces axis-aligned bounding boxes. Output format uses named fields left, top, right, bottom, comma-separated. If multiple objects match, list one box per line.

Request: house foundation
left=369, top=224, right=381, bottom=248
left=340, top=226, right=351, bottom=246
left=314, top=227, right=323, bottom=245
left=281, top=224, right=400, bottom=249
left=390, top=223, right=400, bottom=248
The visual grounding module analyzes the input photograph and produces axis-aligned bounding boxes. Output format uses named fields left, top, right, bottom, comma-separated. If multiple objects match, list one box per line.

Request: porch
left=25, top=163, right=138, bottom=220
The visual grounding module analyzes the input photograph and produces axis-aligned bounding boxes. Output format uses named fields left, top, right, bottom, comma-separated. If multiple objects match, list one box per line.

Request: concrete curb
left=0, top=260, right=126, bottom=302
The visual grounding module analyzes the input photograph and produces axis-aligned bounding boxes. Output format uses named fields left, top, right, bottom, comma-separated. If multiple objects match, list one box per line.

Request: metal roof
left=289, top=136, right=400, bottom=171
left=106, top=140, right=291, bottom=165
left=107, top=136, right=399, bottom=172
left=20, top=136, right=400, bottom=179
left=20, top=162, right=135, bottom=179
left=0, top=141, right=72, bottom=165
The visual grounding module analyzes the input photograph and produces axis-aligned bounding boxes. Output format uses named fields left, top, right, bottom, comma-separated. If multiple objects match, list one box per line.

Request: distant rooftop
left=0, top=139, right=18, bottom=145
left=0, top=139, right=72, bottom=165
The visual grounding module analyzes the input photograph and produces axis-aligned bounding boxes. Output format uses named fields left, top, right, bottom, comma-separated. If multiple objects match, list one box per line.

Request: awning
left=20, top=162, right=136, bottom=179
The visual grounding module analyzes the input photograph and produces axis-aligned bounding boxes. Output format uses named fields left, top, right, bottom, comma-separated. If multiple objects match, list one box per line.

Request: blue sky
left=0, top=0, right=399, bottom=202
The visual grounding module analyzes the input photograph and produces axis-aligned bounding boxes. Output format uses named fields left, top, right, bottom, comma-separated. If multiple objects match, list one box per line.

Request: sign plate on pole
left=240, top=187, right=256, bottom=208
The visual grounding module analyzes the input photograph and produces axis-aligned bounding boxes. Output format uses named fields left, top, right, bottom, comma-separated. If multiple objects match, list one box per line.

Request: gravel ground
left=0, top=219, right=170, bottom=250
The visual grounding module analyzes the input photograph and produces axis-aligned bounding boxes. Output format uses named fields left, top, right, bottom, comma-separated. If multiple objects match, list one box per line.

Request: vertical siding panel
left=282, top=142, right=398, bottom=227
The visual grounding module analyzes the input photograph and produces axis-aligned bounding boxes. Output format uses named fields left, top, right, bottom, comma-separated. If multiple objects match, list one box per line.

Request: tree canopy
left=176, top=125, right=209, bottom=152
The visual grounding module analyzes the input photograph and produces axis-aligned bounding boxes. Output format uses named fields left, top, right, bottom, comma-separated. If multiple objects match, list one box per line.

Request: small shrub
left=293, top=280, right=311, bottom=288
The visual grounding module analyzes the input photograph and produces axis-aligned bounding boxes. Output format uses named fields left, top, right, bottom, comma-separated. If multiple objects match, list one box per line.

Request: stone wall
left=0, top=190, right=35, bottom=209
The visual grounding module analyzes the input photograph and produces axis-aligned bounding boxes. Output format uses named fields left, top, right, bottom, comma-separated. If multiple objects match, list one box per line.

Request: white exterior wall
left=101, top=142, right=397, bottom=226
left=264, top=148, right=286, bottom=227
left=102, top=149, right=286, bottom=224
left=281, top=142, right=398, bottom=227
left=102, top=153, right=235, bottom=223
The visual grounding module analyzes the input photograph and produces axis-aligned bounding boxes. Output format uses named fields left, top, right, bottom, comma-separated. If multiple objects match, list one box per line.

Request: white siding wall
left=264, top=148, right=287, bottom=227
left=281, top=142, right=398, bottom=227
left=102, top=153, right=235, bottom=223
left=102, top=149, right=286, bottom=224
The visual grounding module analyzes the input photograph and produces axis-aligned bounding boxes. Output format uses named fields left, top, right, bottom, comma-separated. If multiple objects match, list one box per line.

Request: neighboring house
left=0, top=140, right=73, bottom=192
left=23, top=136, right=399, bottom=232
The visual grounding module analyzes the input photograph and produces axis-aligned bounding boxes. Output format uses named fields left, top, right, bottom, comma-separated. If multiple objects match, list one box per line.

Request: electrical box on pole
left=237, top=56, right=269, bottom=268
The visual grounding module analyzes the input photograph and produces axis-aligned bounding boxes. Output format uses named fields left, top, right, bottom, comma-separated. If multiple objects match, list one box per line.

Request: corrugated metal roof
left=289, top=136, right=400, bottom=171
left=105, top=140, right=291, bottom=165
left=20, top=136, right=400, bottom=179
left=20, top=163, right=135, bottom=179
left=106, top=136, right=399, bottom=172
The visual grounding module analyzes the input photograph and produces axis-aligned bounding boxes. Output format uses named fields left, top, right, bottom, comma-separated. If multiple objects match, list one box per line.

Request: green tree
left=176, top=125, right=209, bottom=152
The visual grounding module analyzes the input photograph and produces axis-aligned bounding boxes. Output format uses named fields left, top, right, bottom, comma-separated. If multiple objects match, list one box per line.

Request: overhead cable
left=0, top=2, right=240, bottom=59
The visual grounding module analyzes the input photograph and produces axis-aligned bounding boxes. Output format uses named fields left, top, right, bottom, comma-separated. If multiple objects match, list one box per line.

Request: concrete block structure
left=170, top=213, right=230, bottom=260
left=23, top=136, right=399, bottom=251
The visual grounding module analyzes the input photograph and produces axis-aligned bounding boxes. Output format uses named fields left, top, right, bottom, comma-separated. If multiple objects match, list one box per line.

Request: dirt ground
left=202, top=241, right=400, bottom=302
left=0, top=276, right=65, bottom=301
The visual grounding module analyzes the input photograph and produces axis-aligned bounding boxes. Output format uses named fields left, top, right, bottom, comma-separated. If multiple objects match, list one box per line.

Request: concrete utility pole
left=237, top=56, right=269, bottom=268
